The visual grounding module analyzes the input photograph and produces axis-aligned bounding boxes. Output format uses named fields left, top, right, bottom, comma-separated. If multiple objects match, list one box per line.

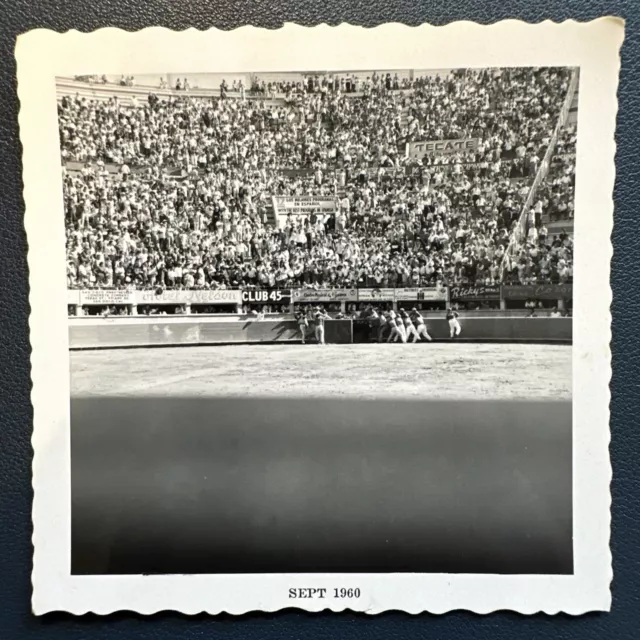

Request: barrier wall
left=70, top=318, right=295, bottom=349
left=68, top=317, right=354, bottom=349
left=414, top=317, right=572, bottom=342
left=69, top=315, right=571, bottom=349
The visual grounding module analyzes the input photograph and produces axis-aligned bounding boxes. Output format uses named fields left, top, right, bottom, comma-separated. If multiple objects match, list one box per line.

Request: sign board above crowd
left=80, top=289, right=136, bottom=305
left=395, top=286, right=448, bottom=302
left=405, top=138, right=479, bottom=160
left=502, top=284, right=573, bottom=300
left=241, top=289, right=292, bottom=304
left=72, top=289, right=241, bottom=306
left=271, top=196, right=339, bottom=228
left=292, top=287, right=447, bottom=303
left=272, top=196, right=339, bottom=212
left=356, top=288, right=397, bottom=301
left=293, top=288, right=358, bottom=302
left=69, top=284, right=573, bottom=307
left=449, top=284, right=502, bottom=301
left=431, top=161, right=482, bottom=174
left=135, top=289, right=241, bottom=305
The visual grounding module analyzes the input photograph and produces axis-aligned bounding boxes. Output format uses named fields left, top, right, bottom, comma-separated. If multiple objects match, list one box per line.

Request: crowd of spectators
left=73, top=75, right=110, bottom=85
left=250, top=71, right=414, bottom=97
left=538, top=124, right=576, bottom=223
left=60, top=67, right=576, bottom=291
left=73, top=74, right=137, bottom=87
left=501, top=122, right=576, bottom=286
left=502, top=230, right=573, bottom=285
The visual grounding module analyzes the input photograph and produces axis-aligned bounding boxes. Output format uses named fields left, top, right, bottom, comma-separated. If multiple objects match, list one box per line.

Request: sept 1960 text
left=289, top=588, right=361, bottom=599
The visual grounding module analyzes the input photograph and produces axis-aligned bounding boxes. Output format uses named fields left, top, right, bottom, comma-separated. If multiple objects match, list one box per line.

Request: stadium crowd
left=538, top=124, right=576, bottom=223
left=501, top=123, right=576, bottom=286
left=59, top=67, right=576, bottom=291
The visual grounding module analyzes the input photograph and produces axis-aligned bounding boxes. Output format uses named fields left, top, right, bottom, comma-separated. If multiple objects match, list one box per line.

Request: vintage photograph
left=64, top=65, right=577, bottom=578
left=20, top=21, right=620, bottom=615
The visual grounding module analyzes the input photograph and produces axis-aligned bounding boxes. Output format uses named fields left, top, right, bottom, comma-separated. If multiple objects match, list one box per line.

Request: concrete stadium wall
left=68, top=316, right=571, bottom=349
left=68, top=316, right=355, bottom=349
left=420, top=317, right=572, bottom=342
left=70, top=317, right=299, bottom=349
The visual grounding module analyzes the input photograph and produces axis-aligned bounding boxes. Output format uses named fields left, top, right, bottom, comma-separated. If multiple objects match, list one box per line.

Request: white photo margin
left=18, top=18, right=623, bottom=615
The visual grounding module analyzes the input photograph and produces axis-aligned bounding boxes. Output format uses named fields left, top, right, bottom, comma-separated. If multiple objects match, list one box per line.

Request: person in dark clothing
left=446, top=307, right=462, bottom=339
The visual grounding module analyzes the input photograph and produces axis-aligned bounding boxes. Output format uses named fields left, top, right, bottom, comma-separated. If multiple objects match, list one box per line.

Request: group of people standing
left=363, top=306, right=461, bottom=343
left=295, top=306, right=332, bottom=345
left=294, top=305, right=463, bottom=344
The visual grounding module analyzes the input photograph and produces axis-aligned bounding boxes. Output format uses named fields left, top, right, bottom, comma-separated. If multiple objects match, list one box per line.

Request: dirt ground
left=70, top=343, right=572, bottom=400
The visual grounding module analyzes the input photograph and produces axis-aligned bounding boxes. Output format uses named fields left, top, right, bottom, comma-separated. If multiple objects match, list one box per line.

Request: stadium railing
left=499, top=68, right=579, bottom=280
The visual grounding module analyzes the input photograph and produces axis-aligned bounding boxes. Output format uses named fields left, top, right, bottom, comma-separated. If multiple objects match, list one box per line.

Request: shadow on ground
left=71, top=396, right=572, bottom=575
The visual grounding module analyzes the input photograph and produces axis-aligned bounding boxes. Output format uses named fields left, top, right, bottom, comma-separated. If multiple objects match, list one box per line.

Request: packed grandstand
left=59, top=68, right=576, bottom=312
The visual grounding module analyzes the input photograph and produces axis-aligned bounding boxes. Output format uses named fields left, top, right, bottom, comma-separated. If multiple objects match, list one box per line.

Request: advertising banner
left=272, top=197, right=339, bottom=212
left=79, top=289, right=135, bottom=305
left=502, top=284, right=573, bottom=300
left=134, top=289, right=241, bottom=305
left=293, top=288, right=357, bottom=302
left=406, top=138, right=479, bottom=160
left=241, top=289, right=292, bottom=304
left=395, top=286, right=448, bottom=302
left=272, top=196, right=339, bottom=225
left=357, top=288, right=397, bottom=301
left=67, top=290, right=81, bottom=305
left=449, top=284, right=502, bottom=301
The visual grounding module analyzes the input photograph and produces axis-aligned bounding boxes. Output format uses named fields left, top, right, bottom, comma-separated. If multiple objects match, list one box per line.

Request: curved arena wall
left=68, top=315, right=572, bottom=349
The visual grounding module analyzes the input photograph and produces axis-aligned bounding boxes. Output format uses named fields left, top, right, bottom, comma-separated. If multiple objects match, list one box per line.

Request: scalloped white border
left=18, top=19, right=622, bottom=616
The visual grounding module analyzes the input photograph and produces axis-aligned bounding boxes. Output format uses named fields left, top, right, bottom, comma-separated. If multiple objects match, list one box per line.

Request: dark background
left=0, top=0, right=636, bottom=638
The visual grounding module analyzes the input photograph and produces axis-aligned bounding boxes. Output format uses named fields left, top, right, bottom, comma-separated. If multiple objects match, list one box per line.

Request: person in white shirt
left=313, top=306, right=331, bottom=345
left=386, top=313, right=407, bottom=344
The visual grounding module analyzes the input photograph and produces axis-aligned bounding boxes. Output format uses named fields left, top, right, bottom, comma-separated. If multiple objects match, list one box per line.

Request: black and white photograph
left=64, top=64, right=577, bottom=578
left=20, top=20, right=620, bottom=615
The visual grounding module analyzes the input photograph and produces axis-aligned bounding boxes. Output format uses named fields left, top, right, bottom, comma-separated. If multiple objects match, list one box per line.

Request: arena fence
left=68, top=315, right=571, bottom=349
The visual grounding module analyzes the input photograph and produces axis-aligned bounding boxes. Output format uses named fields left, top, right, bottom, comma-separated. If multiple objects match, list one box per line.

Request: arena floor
left=70, top=342, right=572, bottom=400
left=70, top=341, right=573, bottom=575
